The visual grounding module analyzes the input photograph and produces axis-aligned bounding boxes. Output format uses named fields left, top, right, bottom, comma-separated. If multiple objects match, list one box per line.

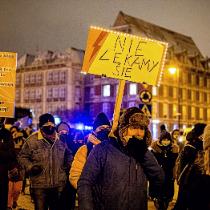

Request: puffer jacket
left=78, top=139, right=164, bottom=210
left=69, top=145, right=88, bottom=189
left=18, top=130, right=72, bottom=188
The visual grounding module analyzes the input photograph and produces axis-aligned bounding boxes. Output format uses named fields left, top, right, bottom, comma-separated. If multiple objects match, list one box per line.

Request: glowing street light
left=168, top=65, right=181, bottom=129
left=168, top=67, right=177, bottom=75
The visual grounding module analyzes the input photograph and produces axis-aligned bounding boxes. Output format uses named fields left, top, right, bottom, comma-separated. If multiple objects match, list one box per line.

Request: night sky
left=1, top=0, right=210, bottom=57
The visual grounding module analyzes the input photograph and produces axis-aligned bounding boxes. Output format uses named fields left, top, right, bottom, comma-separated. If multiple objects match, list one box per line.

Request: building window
left=163, top=104, right=168, bottom=118
left=36, top=89, right=42, bottom=101
left=47, top=88, right=53, bottom=98
left=24, top=89, right=30, bottom=102
left=163, top=86, right=167, bottom=97
left=75, top=87, right=81, bottom=97
left=53, top=71, right=59, bottom=82
left=24, top=74, right=30, bottom=86
left=30, top=74, right=35, bottom=84
left=103, top=85, right=110, bottom=97
left=60, top=87, right=66, bottom=99
left=168, top=86, right=173, bottom=97
left=95, top=85, right=101, bottom=96
left=128, top=101, right=136, bottom=107
left=60, top=71, right=66, bottom=83
left=196, top=91, right=199, bottom=101
left=47, top=72, right=53, bottom=83
left=16, top=74, right=21, bottom=87
left=159, top=103, right=163, bottom=118
left=199, top=108, right=204, bottom=120
left=15, top=89, right=21, bottom=103
left=152, top=86, right=157, bottom=96
left=182, top=89, right=187, bottom=100
left=53, top=88, right=59, bottom=98
left=204, top=92, right=207, bottom=102
left=199, top=76, right=203, bottom=87
left=36, top=73, right=43, bottom=85
left=188, top=90, right=191, bottom=100
left=129, top=83, right=137, bottom=95
left=90, top=87, right=94, bottom=96
left=102, top=102, right=111, bottom=114
left=158, top=85, right=163, bottom=96
left=30, top=89, right=35, bottom=101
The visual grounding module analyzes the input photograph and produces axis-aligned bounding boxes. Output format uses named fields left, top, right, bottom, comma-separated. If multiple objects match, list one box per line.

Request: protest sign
left=82, top=26, right=168, bottom=133
left=0, top=52, right=17, bottom=117
left=82, top=26, right=168, bottom=86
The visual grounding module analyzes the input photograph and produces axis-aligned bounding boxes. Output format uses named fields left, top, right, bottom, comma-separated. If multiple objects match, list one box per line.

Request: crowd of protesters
left=0, top=107, right=210, bottom=210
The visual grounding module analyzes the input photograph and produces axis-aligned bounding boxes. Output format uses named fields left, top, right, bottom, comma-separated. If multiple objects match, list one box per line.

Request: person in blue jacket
left=78, top=107, right=164, bottom=210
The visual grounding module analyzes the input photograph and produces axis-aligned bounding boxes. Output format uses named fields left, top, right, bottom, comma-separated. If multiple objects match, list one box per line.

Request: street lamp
left=168, top=66, right=181, bottom=129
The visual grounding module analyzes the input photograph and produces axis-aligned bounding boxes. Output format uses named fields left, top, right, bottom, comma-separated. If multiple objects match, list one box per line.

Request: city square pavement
left=17, top=185, right=177, bottom=210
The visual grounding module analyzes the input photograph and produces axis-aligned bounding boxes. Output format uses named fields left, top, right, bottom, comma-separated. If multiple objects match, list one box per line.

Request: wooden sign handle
left=109, top=79, right=125, bottom=137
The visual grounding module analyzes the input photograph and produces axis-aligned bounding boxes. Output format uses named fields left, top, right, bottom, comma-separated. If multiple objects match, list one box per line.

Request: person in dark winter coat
left=70, top=112, right=111, bottom=189
left=18, top=113, right=73, bottom=210
left=78, top=107, right=164, bottom=210
left=173, top=123, right=206, bottom=210
left=151, top=131, right=179, bottom=210
left=56, top=121, right=76, bottom=210
left=0, top=117, right=16, bottom=210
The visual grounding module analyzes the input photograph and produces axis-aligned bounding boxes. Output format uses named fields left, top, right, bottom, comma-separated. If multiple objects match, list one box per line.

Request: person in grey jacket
left=18, top=113, right=72, bottom=210
left=78, top=107, right=164, bottom=210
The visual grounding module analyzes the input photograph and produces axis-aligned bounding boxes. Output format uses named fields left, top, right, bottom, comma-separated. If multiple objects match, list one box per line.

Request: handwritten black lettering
left=113, top=53, right=121, bottom=65
left=131, top=55, right=143, bottom=67
left=114, top=35, right=126, bottom=52
left=124, top=67, right=132, bottom=78
left=128, top=39, right=133, bottom=53
left=135, top=41, right=146, bottom=56
left=139, top=59, right=150, bottom=71
left=112, top=64, right=120, bottom=76
left=99, top=50, right=110, bottom=61
left=123, top=54, right=133, bottom=66
left=149, top=61, right=159, bottom=72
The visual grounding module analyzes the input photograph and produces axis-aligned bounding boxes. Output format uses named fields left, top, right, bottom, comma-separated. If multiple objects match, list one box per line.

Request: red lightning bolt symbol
left=89, top=31, right=107, bottom=62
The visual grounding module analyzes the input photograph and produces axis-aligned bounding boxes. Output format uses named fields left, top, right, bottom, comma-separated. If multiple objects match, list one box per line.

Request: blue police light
left=75, top=123, right=84, bottom=130
left=54, top=115, right=61, bottom=125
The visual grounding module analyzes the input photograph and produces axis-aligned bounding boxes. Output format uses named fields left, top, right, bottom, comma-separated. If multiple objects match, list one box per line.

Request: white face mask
left=161, top=139, right=171, bottom=146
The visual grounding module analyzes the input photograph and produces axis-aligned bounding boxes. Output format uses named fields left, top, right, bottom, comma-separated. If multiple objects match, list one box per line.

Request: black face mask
left=42, top=126, right=56, bottom=135
left=125, top=136, right=147, bottom=162
left=96, top=128, right=110, bottom=141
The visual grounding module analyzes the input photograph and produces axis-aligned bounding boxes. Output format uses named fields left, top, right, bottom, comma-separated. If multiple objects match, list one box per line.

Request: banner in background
left=0, top=52, right=17, bottom=117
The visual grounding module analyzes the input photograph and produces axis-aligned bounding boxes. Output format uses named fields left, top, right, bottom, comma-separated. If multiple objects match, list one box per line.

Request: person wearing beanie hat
left=18, top=113, right=72, bottom=210
left=93, top=112, right=110, bottom=131
left=56, top=121, right=70, bottom=135
left=77, top=107, right=164, bottom=210
left=174, top=122, right=206, bottom=210
left=69, top=112, right=111, bottom=189
left=150, top=131, right=179, bottom=210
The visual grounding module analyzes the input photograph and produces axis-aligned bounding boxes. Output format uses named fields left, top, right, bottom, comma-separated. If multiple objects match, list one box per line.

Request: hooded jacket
left=78, top=138, right=164, bottom=210
left=18, top=130, right=72, bottom=188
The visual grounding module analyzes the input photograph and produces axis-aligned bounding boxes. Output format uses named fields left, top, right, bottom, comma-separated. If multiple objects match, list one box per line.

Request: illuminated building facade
left=84, top=11, right=210, bottom=138
left=16, top=48, right=84, bottom=126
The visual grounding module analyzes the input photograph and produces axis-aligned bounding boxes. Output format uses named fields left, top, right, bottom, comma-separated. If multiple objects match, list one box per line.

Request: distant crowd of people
left=0, top=106, right=210, bottom=210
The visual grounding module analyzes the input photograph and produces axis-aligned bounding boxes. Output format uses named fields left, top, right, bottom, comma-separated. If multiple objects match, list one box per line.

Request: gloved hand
left=29, top=165, right=43, bottom=176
